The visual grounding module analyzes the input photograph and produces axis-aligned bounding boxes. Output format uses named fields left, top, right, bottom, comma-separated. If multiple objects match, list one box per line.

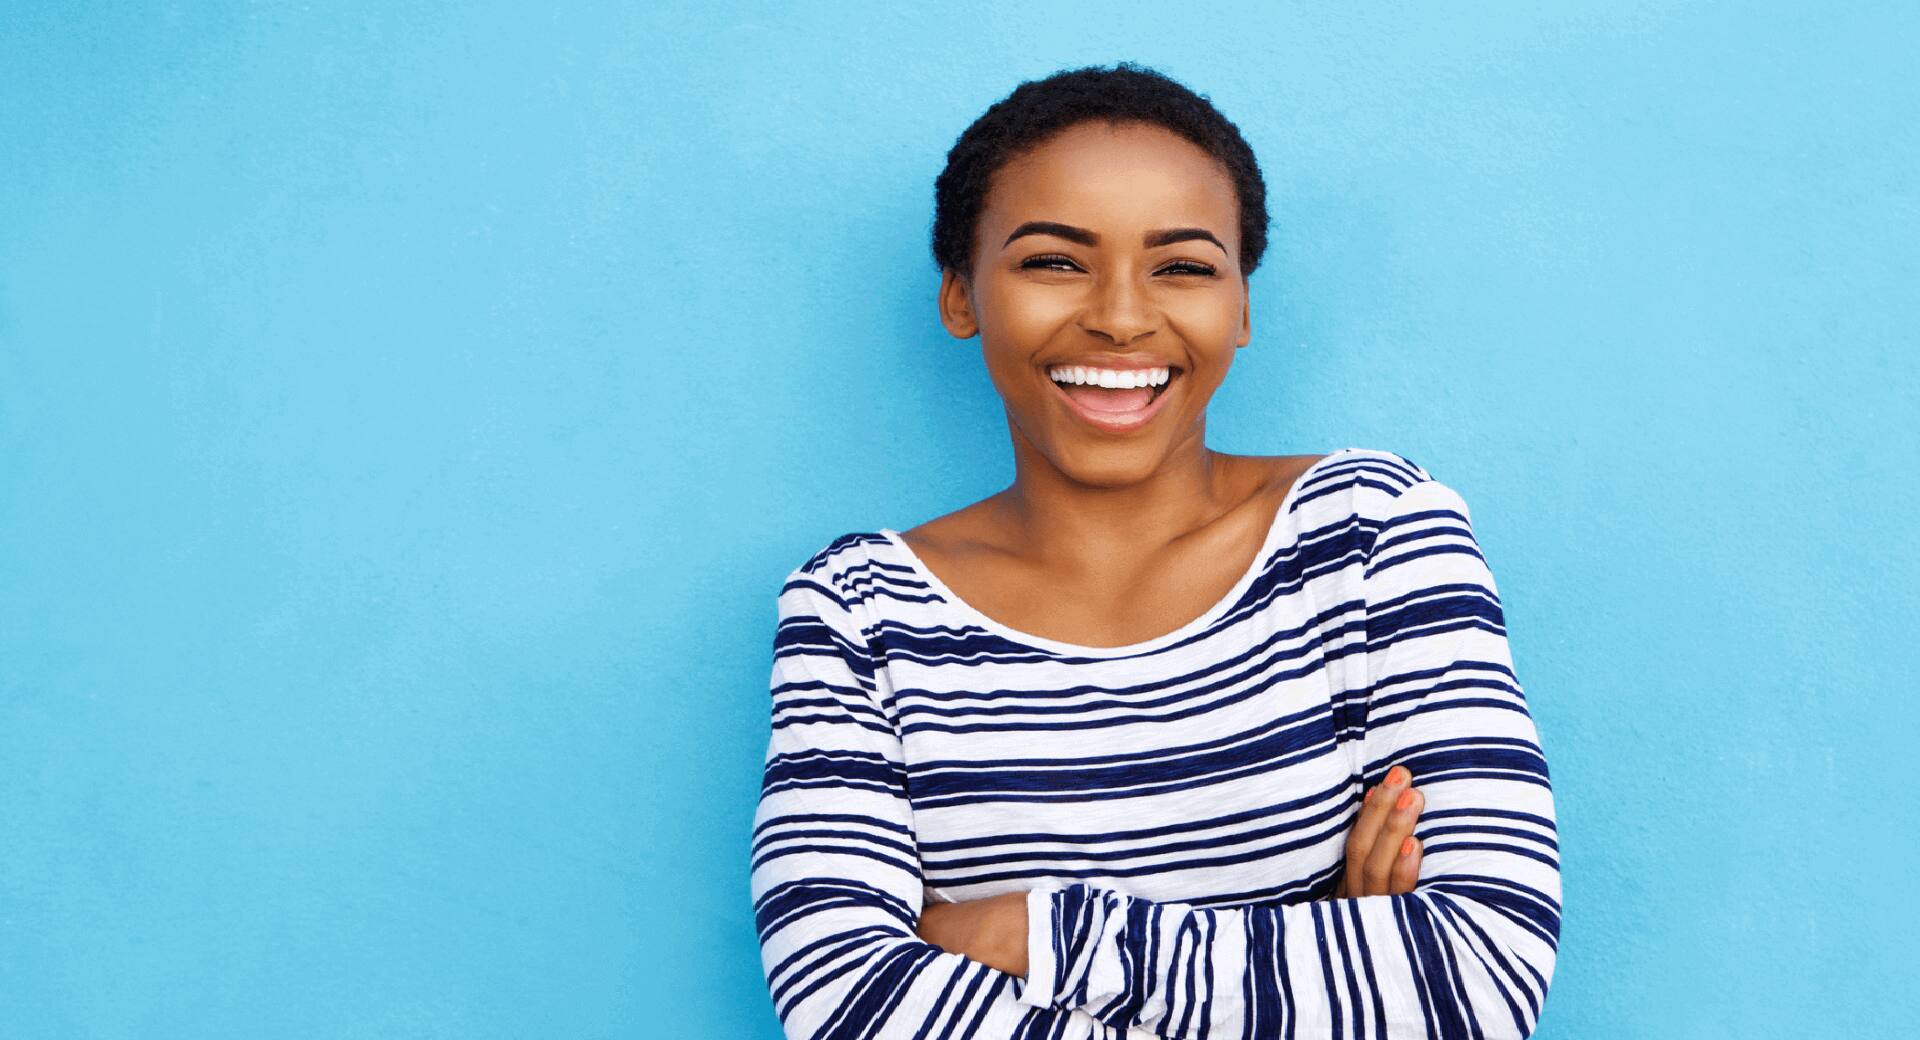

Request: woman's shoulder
left=1297, top=448, right=1495, bottom=567
left=782, top=529, right=897, bottom=597
left=1281, top=446, right=1440, bottom=518
left=771, top=531, right=901, bottom=635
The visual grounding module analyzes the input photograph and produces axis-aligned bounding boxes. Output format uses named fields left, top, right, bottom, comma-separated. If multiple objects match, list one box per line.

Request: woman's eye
left=1018, top=257, right=1215, bottom=276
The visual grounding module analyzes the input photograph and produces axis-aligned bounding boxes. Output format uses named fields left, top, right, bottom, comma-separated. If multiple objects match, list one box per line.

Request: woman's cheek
left=1165, top=291, right=1242, bottom=343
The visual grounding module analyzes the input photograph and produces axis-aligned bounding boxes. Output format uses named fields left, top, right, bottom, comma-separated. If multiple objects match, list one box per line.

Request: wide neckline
left=876, top=449, right=1352, bottom=658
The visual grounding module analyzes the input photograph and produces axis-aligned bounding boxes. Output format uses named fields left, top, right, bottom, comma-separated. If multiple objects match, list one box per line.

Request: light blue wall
left=3, top=2, right=1914, bottom=1036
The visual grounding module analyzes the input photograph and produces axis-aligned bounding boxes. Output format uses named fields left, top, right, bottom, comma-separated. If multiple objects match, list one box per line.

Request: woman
left=750, top=63, right=1560, bottom=1039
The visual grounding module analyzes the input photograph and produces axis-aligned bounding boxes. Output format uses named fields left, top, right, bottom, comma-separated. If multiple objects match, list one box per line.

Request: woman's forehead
left=983, top=122, right=1238, bottom=236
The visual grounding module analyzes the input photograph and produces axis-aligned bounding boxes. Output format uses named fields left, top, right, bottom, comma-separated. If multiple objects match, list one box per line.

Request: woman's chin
left=1046, top=440, right=1174, bottom=488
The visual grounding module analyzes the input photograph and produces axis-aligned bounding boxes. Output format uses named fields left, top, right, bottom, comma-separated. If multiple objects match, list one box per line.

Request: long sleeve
left=750, top=566, right=1089, bottom=1040
left=1015, top=478, right=1562, bottom=1039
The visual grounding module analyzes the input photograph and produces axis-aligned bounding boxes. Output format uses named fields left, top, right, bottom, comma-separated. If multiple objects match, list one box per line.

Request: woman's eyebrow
left=1003, top=221, right=1097, bottom=247
left=1003, top=221, right=1226, bottom=254
left=1144, top=227, right=1227, bottom=254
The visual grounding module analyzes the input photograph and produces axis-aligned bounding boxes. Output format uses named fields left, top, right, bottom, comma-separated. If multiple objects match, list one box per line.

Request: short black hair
left=931, top=62, right=1269, bottom=280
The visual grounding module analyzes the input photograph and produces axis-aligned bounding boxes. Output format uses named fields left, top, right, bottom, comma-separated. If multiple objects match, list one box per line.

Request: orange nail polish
left=1396, top=788, right=1415, bottom=810
left=1400, top=836, right=1415, bottom=857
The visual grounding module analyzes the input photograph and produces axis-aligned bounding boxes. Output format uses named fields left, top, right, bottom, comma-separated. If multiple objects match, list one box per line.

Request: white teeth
left=1047, top=365, right=1172, bottom=388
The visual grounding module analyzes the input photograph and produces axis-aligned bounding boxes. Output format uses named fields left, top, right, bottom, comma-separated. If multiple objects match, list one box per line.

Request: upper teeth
left=1047, top=365, right=1172, bottom=389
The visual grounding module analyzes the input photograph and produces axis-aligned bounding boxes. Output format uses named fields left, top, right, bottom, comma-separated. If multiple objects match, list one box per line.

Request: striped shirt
left=750, top=447, right=1561, bottom=1040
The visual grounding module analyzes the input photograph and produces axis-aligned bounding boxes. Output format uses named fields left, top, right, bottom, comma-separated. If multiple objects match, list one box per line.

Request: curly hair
left=931, top=61, right=1270, bottom=279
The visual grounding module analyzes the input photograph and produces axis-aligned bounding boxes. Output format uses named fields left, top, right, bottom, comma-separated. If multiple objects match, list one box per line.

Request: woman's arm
left=1011, top=478, right=1563, bottom=1040
left=919, top=768, right=1433, bottom=977
left=751, top=568, right=1097, bottom=1039
left=917, top=891, right=1031, bottom=976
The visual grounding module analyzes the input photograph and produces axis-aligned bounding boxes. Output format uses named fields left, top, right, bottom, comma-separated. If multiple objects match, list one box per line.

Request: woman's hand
left=916, top=890, right=1029, bottom=977
left=1333, top=764, right=1425, bottom=898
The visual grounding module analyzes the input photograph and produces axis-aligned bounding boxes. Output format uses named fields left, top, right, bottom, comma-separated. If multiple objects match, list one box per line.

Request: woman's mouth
left=1043, top=364, right=1180, bottom=433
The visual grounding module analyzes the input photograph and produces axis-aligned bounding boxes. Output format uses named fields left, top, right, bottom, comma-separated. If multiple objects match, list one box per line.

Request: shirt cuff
left=1015, top=885, right=1061, bottom=1008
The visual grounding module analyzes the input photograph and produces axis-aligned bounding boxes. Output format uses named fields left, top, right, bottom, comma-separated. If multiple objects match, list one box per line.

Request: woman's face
left=939, top=119, right=1250, bottom=488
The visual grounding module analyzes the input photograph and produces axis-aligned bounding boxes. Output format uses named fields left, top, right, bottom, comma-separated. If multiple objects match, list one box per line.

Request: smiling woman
left=749, top=63, right=1561, bottom=1040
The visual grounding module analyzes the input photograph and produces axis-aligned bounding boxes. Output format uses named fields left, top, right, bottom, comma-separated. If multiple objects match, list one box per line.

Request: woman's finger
left=1344, top=765, right=1412, bottom=897
left=1362, top=782, right=1423, bottom=895
left=1341, top=781, right=1389, bottom=896
left=1387, top=834, right=1422, bottom=893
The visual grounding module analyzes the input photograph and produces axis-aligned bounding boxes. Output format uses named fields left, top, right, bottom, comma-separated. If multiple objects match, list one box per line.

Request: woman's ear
left=1236, top=276, right=1251, bottom=347
left=938, top=267, right=980, bottom=339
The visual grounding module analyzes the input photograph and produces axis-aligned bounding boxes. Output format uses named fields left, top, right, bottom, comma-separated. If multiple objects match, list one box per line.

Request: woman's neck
left=996, top=428, right=1254, bottom=568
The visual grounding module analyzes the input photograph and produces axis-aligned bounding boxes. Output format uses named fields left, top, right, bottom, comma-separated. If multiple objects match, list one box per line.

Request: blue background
left=3, top=2, right=1915, bottom=1036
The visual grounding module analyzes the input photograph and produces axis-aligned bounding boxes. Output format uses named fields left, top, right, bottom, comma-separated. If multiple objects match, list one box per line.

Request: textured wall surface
left=2, top=2, right=1914, bottom=1037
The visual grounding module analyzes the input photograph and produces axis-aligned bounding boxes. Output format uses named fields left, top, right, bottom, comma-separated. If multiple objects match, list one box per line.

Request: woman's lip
left=1045, top=371, right=1179, bottom=433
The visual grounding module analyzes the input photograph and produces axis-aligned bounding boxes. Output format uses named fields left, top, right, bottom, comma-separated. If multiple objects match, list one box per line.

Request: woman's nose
left=1077, top=272, right=1157, bottom=345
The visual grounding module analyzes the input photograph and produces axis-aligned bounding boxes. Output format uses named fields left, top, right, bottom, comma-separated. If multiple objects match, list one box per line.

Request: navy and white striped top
left=750, top=447, right=1561, bottom=1040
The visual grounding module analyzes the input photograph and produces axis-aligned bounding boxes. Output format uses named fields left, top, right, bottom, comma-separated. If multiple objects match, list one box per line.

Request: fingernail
left=1364, top=788, right=1376, bottom=805
left=1396, top=788, right=1415, bottom=810
left=1389, top=766, right=1408, bottom=786
left=1400, top=836, right=1415, bottom=857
